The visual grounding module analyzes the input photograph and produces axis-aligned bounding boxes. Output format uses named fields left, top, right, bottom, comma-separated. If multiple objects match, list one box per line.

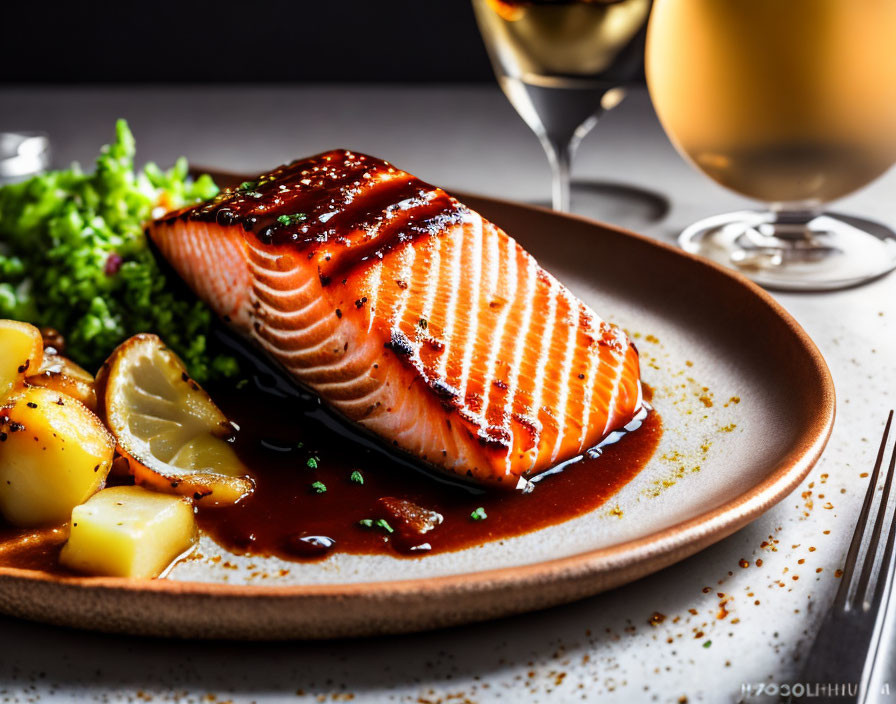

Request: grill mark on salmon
left=150, top=150, right=642, bottom=489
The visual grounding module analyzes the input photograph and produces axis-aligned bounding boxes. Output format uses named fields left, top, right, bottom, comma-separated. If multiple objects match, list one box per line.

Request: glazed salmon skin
left=149, top=150, right=641, bottom=489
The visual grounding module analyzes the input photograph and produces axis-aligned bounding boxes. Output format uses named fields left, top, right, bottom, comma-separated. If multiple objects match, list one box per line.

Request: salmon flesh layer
left=148, top=150, right=641, bottom=489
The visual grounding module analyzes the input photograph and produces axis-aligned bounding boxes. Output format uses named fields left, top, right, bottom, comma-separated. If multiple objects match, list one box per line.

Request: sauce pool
left=0, top=383, right=661, bottom=571
left=194, top=384, right=661, bottom=561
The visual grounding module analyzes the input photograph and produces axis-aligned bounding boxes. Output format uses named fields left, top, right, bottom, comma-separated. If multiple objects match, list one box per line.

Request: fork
left=798, top=411, right=896, bottom=703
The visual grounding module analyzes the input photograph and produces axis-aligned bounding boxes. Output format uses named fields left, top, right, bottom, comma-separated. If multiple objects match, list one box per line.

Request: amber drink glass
left=646, top=0, right=896, bottom=290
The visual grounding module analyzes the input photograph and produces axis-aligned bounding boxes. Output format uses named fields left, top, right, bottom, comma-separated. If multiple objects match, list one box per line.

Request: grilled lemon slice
left=98, top=334, right=253, bottom=505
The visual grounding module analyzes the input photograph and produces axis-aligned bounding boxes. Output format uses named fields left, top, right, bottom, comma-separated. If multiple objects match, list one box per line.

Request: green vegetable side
left=0, top=120, right=238, bottom=382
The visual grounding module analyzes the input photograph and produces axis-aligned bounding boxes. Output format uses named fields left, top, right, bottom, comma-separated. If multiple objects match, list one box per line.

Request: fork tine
left=855, top=412, right=896, bottom=610
left=799, top=412, right=896, bottom=697
left=833, top=410, right=894, bottom=611
left=868, top=426, right=896, bottom=612
left=859, top=419, right=896, bottom=704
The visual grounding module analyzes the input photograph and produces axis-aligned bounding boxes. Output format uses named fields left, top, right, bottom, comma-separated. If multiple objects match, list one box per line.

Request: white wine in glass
left=647, top=0, right=896, bottom=290
left=473, top=0, right=652, bottom=212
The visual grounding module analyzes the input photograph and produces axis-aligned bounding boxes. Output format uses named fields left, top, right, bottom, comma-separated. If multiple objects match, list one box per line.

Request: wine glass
left=646, top=0, right=896, bottom=290
left=473, top=0, right=652, bottom=212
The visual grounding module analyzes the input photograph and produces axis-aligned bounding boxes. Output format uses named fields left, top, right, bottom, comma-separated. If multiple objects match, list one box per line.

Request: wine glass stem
left=544, top=139, right=573, bottom=213
left=771, top=207, right=822, bottom=240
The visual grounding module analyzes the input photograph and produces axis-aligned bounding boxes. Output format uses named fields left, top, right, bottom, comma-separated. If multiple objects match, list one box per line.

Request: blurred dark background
left=5, top=1, right=494, bottom=83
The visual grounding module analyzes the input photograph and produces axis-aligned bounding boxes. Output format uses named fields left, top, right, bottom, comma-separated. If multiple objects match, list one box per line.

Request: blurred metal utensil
left=798, top=411, right=896, bottom=703
left=0, top=132, right=50, bottom=181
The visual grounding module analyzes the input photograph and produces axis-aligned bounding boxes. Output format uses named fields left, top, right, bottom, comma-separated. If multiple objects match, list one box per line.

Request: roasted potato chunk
left=27, top=353, right=97, bottom=411
left=0, top=320, right=43, bottom=401
left=60, top=485, right=197, bottom=578
left=0, top=386, right=114, bottom=526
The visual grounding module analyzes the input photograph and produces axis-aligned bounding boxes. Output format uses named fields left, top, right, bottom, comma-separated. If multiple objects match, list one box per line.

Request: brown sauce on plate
left=0, top=526, right=72, bottom=574
left=0, top=374, right=661, bottom=571
left=194, top=384, right=661, bottom=561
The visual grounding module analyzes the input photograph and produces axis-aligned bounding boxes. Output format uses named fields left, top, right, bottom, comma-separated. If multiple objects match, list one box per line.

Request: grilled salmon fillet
left=148, top=150, right=641, bottom=489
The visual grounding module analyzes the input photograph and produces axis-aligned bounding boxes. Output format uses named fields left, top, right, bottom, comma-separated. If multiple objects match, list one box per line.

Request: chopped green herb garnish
left=350, top=470, right=364, bottom=485
left=238, top=180, right=257, bottom=191
left=296, top=441, right=304, bottom=449
left=357, top=518, right=393, bottom=534
left=470, top=507, right=488, bottom=521
left=418, top=317, right=428, bottom=330
left=276, top=213, right=307, bottom=226
left=306, top=456, right=319, bottom=469
left=703, top=640, right=712, bottom=649
left=310, top=481, right=327, bottom=494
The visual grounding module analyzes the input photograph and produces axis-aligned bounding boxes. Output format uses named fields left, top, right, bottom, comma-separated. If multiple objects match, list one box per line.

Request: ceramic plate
left=0, top=188, right=834, bottom=639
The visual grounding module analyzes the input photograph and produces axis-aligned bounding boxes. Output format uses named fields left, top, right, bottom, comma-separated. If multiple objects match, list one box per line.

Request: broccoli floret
left=0, top=119, right=235, bottom=382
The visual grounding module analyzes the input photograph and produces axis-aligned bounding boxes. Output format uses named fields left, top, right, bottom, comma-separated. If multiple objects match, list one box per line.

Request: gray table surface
left=0, top=85, right=893, bottom=704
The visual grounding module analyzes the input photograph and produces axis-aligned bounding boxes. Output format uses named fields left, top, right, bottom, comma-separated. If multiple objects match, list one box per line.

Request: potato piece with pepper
left=0, top=386, right=114, bottom=526
left=0, top=320, right=43, bottom=401
left=60, top=485, right=197, bottom=578
left=27, top=353, right=97, bottom=412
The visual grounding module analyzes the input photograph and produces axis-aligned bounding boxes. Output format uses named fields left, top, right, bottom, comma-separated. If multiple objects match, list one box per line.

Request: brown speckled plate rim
left=0, top=190, right=835, bottom=611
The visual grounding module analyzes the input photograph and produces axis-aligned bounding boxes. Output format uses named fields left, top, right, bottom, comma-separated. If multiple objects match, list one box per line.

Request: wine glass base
left=533, top=181, right=670, bottom=225
left=679, top=210, right=896, bottom=291
left=572, top=181, right=669, bottom=227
